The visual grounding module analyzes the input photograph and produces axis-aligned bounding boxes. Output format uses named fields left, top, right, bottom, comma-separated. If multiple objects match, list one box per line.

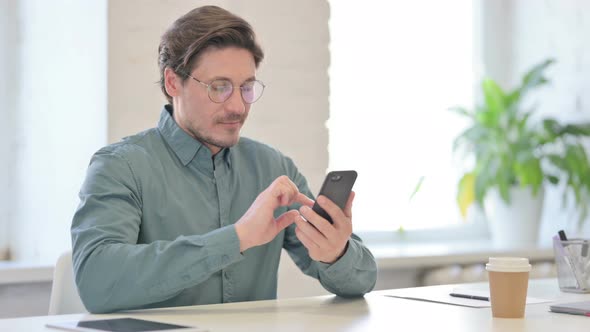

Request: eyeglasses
left=185, top=74, right=265, bottom=104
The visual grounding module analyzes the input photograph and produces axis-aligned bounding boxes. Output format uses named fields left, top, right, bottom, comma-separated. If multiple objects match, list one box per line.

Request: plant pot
left=484, top=187, right=545, bottom=248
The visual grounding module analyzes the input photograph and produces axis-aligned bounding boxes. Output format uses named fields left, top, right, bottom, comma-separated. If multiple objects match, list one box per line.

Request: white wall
left=479, top=0, right=514, bottom=89
left=9, top=0, right=108, bottom=262
left=510, top=0, right=590, bottom=123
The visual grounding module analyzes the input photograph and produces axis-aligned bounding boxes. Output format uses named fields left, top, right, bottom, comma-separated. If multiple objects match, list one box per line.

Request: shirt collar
left=157, top=105, right=232, bottom=168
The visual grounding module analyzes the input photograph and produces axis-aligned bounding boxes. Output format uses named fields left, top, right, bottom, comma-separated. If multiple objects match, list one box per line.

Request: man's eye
left=211, top=81, right=232, bottom=92
left=241, top=82, right=256, bottom=91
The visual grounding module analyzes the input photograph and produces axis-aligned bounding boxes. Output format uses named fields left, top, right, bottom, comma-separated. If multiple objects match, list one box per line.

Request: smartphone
left=312, top=170, right=357, bottom=224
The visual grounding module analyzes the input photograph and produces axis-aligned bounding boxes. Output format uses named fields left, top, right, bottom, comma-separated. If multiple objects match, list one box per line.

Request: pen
left=557, top=229, right=587, bottom=255
left=449, top=293, right=489, bottom=301
left=558, top=229, right=568, bottom=242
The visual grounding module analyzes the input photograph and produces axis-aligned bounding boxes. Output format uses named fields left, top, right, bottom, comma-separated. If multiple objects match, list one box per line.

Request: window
left=0, top=1, right=107, bottom=261
left=329, top=1, right=475, bottom=232
left=0, top=0, right=18, bottom=255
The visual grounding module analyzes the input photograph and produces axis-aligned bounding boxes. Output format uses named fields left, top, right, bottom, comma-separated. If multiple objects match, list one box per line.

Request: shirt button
left=223, top=270, right=228, bottom=279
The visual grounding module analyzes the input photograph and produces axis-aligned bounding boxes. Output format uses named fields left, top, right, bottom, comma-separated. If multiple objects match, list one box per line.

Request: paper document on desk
left=382, top=285, right=551, bottom=308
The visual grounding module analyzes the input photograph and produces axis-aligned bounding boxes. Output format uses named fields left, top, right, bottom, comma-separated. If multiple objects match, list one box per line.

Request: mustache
left=217, top=113, right=245, bottom=123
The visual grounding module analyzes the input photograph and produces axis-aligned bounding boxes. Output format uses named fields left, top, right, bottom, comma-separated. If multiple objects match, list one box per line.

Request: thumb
left=275, top=210, right=299, bottom=231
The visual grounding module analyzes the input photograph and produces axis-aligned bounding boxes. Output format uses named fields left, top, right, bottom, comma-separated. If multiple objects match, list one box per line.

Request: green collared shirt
left=71, top=105, right=377, bottom=313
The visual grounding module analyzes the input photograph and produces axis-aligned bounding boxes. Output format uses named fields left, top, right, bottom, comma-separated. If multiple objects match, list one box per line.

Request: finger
left=295, top=192, right=314, bottom=208
left=277, top=176, right=297, bottom=199
left=272, top=181, right=297, bottom=206
left=280, top=190, right=292, bottom=206
left=285, top=176, right=299, bottom=195
left=279, top=176, right=312, bottom=205
left=295, top=222, right=320, bottom=250
left=316, top=195, right=348, bottom=228
left=294, top=215, right=327, bottom=247
left=343, top=191, right=355, bottom=218
left=299, top=205, right=334, bottom=239
left=275, top=210, right=299, bottom=231
left=283, top=177, right=303, bottom=205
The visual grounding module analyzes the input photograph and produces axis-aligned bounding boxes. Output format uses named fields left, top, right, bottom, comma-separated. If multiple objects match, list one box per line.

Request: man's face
left=170, top=47, right=256, bottom=155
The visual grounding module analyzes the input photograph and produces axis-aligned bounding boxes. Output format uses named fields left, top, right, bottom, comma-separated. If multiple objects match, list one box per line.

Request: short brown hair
left=158, top=6, right=264, bottom=103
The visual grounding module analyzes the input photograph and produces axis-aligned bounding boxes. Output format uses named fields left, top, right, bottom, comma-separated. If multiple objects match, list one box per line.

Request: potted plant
left=451, top=58, right=590, bottom=247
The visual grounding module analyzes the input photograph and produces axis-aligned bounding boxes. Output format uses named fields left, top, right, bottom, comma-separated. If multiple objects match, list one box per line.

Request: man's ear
left=164, top=67, right=182, bottom=97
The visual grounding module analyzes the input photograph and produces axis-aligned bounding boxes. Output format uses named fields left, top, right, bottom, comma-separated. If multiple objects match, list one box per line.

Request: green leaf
left=474, top=172, right=488, bottom=206
left=517, top=112, right=532, bottom=133
left=541, top=118, right=561, bottom=143
left=520, top=58, right=555, bottom=94
left=452, top=125, right=487, bottom=152
left=475, top=110, right=498, bottom=128
left=448, top=106, right=473, bottom=118
left=549, top=144, right=590, bottom=228
left=514, top=158, right=543, bottom=189
left=543, top=118, right=561, bottom=132
left=570, top=144, right=590, bottom=188
left=571, top=180, right=582, bottom=207
left=473, top=154, right=499, bottom=205
left=547, top=154, right=568, bottom=171
left=546, top=175, right=560, bottom=185
left=561, top=179, right=570, bottom=208
left=505, top=89, right=521, bottom=108
left=482, top=79, right=507, bottom=119
left=497, top=177, right=511, bottom=204
left=543, top=120, right=590, bottom=140
left=562, top=123, right=590, bottom=137
left=565, top=145, right=584, bottom=175
left=409, top=176, right=425, bottom=202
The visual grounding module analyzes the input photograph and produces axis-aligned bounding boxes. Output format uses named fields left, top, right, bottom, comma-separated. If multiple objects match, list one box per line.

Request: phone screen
left=311, top=170, right=357, bottom=223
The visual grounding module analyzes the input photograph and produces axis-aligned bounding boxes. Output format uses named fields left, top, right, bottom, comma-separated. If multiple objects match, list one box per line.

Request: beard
left=188, top=113, right=246, bottom=150
left=192, top=129, right=240, bottom=149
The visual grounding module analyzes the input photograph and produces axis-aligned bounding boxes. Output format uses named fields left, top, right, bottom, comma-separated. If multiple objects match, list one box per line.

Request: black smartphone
left=312, top=170, right=357, bottom=224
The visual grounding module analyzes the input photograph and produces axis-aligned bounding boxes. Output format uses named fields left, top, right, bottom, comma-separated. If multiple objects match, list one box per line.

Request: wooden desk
left=1, top=279, right=589, bottom=331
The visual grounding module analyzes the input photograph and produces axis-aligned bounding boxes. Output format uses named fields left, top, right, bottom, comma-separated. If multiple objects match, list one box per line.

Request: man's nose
left=225, top=87, right=246, bottom=113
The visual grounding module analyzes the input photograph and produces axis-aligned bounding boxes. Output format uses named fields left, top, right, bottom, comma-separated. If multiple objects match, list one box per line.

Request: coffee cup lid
left=485, top=257, right=531, bottom=272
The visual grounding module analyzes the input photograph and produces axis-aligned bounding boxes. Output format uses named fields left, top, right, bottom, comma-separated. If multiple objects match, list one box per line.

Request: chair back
left=48, top=251, right=86, bottom=315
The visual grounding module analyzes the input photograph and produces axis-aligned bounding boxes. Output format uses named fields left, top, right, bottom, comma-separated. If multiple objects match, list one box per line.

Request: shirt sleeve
left=281, top=158, right=377, bottom=297
left=71, top=150, right=244, bottom=313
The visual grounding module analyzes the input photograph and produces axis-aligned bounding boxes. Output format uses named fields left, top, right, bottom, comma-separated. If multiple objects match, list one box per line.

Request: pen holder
left=553, top=237, right=590, bottom=293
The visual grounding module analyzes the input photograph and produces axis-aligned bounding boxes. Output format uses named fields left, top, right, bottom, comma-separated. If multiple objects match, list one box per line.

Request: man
left=71, top=5, right=376, bottom=314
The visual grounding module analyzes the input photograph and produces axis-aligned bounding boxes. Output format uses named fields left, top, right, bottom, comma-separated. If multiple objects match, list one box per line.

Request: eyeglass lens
left=209, top=79, right=264, bottom=104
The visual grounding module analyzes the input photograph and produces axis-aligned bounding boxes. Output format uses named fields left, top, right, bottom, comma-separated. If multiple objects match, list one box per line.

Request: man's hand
left=235, top=175, right=314, bottom=252
left=294, top=191, right=355, bottom=264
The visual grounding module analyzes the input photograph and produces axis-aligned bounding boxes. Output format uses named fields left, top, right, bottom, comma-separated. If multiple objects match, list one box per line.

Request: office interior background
left=1, top=0, right=589, bottom=318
